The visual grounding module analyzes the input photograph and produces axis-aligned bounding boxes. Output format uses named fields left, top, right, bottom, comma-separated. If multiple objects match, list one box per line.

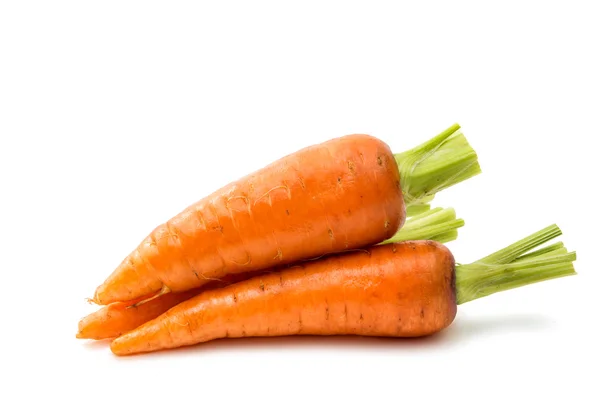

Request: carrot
left=110, top=224, right=576, bottom=355
left=92, top=124, right=480, bottom=305
left=77, top=276, right=251, bottom=340
left=77, top=290, right=201, bottom=340
left=78, top=206, right=465, bottom=340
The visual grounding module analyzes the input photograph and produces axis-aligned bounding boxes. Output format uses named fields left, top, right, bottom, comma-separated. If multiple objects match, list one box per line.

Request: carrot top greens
left=455, top=224, right=577, bottom=304
left=382, top=206, right=464, bottom=245
left=395, top=123, right=481, bottom=214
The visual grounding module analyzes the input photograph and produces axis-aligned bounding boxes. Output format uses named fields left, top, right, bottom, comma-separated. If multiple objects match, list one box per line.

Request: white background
left=1, top=1, right=598, bottom=415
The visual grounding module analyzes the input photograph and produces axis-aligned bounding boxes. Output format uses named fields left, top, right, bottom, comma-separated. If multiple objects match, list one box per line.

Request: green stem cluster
left=455, top=224, right=577, bottom=305
left=395, top=124, right=481, bottom=208
left=384, top=126, right=576, bottom=306
left=382, top=206, right=464, bottom=245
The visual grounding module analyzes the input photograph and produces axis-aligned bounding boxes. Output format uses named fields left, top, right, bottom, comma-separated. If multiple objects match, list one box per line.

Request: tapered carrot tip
left=93, top=259, right=164, bottom=305
left=76, top=317, right=91, bottom=339
left=92, top=284, right=109, bottom=305
left=76, top=311, right=102, bottom=340
left=110, top=321, right=162, bottom=356
left=110, top=334, right=134, bottom=356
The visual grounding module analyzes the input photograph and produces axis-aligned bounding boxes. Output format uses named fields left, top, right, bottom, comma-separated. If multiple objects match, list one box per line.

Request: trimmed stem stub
left=475, top=224, right=562, bottom=264
left=382, top=206, right=464, bottom=244
left=455, top=224, right=577, bottom=305
left=395, top=124, right=481, bottom=208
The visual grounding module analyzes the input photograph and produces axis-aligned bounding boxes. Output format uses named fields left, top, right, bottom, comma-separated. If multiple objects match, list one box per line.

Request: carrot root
left=91, top=124, right=480, bottom=306
left=75, top=288, right=205, bottom=340
left=110, top=241, right=457, bottom=356
left=107, top=224, right=577, bottom=355
left=77, top=206, right=465, bottom=341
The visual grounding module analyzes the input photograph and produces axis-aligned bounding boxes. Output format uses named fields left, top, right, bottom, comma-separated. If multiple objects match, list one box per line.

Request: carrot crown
left=395, top=124, right=481, bottom=215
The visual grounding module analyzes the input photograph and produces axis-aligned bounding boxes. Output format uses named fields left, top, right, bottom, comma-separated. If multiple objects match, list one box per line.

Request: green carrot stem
left=389, top=219, right=465, bottom=243
left=455, top=224, right=577, bottom=304
left=405, top=206, right=456, bottom=226
left=406, top=195, right=435, bottom=216
left=515, top=242, right=565, bottom=261
left=515, top=245, right=568, bottom=262
left=456, top=256, right=576, bottom=304
left=382, top=207, right=464, bottom=244
left=478, top=263, right=576, bottom=296
left=406, top=204, right=431, bottom=217
left=475, top=224, right=562, bottom=264
left=432, top=230, right=458, bottom=244
left=395, top=124, right=481, bottom=208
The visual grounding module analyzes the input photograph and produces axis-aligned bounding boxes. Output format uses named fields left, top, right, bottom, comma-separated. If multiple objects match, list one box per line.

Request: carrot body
left=110, top=241, right=456, bottom=355
left=94, top=136, right=405, bottom=305
left=80, top=206, right=465, bottom=340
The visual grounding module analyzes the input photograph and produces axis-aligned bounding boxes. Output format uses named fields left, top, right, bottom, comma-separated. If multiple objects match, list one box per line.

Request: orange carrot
left=78, top=206, right=465, bottom=340
left=77, top=290, right=202, bottom=340
left=110, top=225, right=576, bottom=356
left=77, top=273, right=254, bottom=340
left=93, top=124, right=480, bottom=305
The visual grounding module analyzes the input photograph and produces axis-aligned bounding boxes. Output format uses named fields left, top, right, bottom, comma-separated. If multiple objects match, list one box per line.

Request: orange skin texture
left=78, top=273, right=256, bottom=340
left=76, top=290, right=202, bottom=340
left=94, top=135, right=405, bottom=305
left=111, top=241, right=457, bottom=356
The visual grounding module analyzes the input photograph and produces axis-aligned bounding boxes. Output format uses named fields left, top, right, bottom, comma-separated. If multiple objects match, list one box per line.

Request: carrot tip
left=76, top=317, right=88, bottom=339
left=110, top=336, right=129, bottom=356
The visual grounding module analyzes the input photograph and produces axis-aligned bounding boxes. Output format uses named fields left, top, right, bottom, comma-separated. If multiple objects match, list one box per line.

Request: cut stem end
left=395, top=124, right=481, bottom=208
left=382, top=206, right=464, bottom=244
left=455, top=224, right=577, bottom=305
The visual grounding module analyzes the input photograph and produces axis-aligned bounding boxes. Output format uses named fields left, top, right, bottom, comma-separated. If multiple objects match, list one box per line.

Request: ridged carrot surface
left=79, top=206, right=466, bottom=340
left=94, top=135, right=405, bottom=305
left=78, top=272, right=256, bottom=340
left=77, top=290, right=201, bottom=340
left=110, top=224, right=577, bottom=356
left=111, top=241, right=456, bottom=355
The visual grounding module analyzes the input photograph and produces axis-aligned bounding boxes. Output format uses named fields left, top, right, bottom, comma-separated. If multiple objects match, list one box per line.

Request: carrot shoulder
left=94, top=124, right=479, bottom=305
left=78, top=206, right=465, bottom=340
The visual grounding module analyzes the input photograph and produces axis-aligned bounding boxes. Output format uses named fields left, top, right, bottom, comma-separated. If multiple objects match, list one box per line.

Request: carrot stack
left=76, top=122, right=577, bottom=357
left=110, top=224, right=575, bottom=356
left=78, top=206, right=464, bottom=340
